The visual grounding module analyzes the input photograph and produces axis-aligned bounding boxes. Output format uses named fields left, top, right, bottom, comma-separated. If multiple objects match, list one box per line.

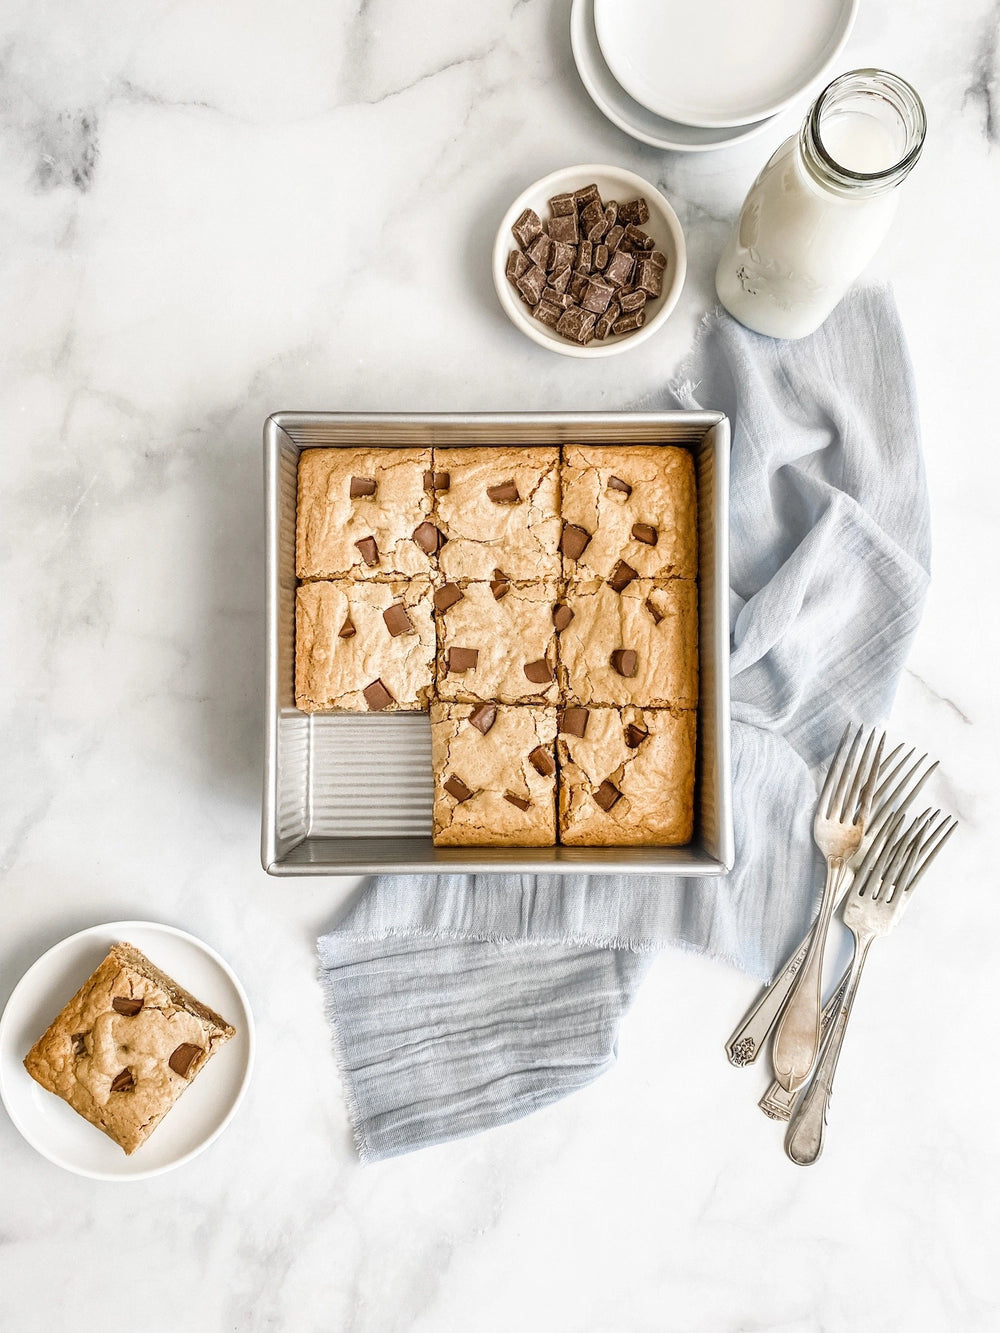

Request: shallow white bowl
left=593, top=0, right=858, bottom=129
left=492, top=164, right=686, bottom=359
left=570, top=0, right=778, bottom=153
left=0, top=920, right=255, bottom=1180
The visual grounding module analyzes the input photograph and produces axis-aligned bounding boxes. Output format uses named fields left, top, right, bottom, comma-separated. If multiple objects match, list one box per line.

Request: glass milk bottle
left=716, top=69, right=926, bottom=339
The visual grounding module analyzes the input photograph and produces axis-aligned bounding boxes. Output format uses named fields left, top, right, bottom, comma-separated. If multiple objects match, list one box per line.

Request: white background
left=1, top=1, right=998, bottom=1329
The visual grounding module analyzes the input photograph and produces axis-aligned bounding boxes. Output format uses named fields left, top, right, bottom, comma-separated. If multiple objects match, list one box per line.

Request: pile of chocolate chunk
left=506, top=183, right=667, bottom=346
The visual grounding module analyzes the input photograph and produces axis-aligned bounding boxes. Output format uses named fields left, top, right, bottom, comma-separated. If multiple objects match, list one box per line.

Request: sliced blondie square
left=431, top=702, right=557, bottom=846
left=295, top=577, right=435, bottom=712
left=557, top=705, right=696, bottom=846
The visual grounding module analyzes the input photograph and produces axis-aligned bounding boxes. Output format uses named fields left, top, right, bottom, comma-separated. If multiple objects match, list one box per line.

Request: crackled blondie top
left=296, top=578, right=435, bottom=712
left=557, top=705, right=696, bottom=846
left=557, top=577, right=698, bottom=709
left=431, top=702, right=557, bottom=846
left=560, top=444, right=697, bottom=581
left=434, top=446, right=561, bottom=582
left=23, top=943, right=235, bottom=1155
left=434, top=579, right=559, bottom=705
left=296, top=447, right=434, bottom=580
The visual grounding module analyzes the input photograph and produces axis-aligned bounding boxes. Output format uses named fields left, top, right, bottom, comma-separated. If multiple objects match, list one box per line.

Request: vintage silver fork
left=726, top=741, right=938, bottom=1069
left=784, top=808, right=957, bottom=1164
left=758, top=793, right=944, bottom=1120
left=771, top=724, right=885, bottom=1094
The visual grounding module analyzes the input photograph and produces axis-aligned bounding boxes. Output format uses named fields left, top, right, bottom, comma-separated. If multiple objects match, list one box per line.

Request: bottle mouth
left=803, top=69, right=927, bottom=195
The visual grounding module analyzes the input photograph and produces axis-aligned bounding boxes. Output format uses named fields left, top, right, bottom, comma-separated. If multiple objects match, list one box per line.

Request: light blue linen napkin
left=317, top=286, right=930, bottom=1162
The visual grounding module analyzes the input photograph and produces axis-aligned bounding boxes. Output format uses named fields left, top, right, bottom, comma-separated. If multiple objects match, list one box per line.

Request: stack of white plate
left=572, top=0, right=859, bottom=153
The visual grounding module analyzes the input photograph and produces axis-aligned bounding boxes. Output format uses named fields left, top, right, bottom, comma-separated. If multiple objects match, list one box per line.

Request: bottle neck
left=798, top=69, right=926, bottom=200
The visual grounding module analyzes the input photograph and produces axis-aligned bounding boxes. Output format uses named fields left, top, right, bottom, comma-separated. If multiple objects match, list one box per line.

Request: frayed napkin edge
left=316, top=954, right=375, bottom=1164
left=318, top=919, right=763, bottom=974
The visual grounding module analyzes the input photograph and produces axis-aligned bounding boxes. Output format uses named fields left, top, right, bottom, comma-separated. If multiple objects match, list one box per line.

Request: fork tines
left=824, top=726, right=942, bottom=858
left=854, top=806, right=958, bottom=902
left=819, top=723, right=886, bottom=826
left=866, top=746, right=940, bottom=845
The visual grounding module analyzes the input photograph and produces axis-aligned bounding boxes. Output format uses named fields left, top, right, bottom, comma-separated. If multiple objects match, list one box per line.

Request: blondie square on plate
left=295, top=578, right=436, bottom=712
left=296, top=446, right=434, bottom=580
left=431, top=702, right=557, bottom=846
left=23, top=943, right=235, bottom=1155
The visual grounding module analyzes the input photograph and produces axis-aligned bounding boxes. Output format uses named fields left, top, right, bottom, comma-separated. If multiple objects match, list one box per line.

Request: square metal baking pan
left=263, top=412, right=733, bottom=876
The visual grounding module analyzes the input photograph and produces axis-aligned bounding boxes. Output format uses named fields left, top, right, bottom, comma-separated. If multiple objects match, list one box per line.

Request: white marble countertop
left=2, top=1, right=999, bottom=1329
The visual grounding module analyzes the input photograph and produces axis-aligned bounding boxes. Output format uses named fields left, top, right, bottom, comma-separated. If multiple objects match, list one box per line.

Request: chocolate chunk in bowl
left=494, top=165, right=686, bottom=357
left=511, top=207, right=543, bottom=248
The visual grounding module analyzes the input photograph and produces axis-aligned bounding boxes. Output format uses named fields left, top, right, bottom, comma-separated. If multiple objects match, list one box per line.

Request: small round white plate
left=593, top=0, right=858, bottom=128
left=571, top=0, right=777, bottom=152
left=0, top=921, right=254, bottom=1180
left=494, top=163, right=686, bottom=358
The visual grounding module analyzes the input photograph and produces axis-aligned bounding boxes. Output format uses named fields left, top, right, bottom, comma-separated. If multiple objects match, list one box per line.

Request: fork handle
left=725, top=929, right=815, bottom=1066
left=725, top=865, right=854, bottom=1067
left=772, top=857, right=849, bottom=1093
left=759, top=969, right=851, bottom=1119
left=785, top=932, right=874, bottom=1165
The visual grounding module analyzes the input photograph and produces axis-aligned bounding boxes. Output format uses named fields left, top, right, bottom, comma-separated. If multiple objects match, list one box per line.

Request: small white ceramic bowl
left=492, top=164, right=686, bottom=359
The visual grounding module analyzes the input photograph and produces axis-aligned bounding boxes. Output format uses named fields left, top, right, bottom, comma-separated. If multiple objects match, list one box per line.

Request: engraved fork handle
left=726, top=860, right=851, bottom=1068
left=772, top=856, right=849, bottom=1094
left=759, top=970, right=851, bottom=1120
left=784, top=930, right=875, bottom=1165
left=725, top=929, right=815, bottom=1067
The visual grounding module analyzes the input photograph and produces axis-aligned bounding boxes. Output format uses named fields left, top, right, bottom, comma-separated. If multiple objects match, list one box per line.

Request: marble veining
left=1, top=1, right=999, bottom=1330
left=34, top=110, right=100, bottom=193
left=964, top=4, right=1000, bottom=144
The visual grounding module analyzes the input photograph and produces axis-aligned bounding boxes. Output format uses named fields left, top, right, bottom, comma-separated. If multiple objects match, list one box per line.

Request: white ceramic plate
left=593, top=0, right=858, bottom=128
left=493, top=164, right=686, bottom=359
left=571, top=0, right=777, bottom=152
left=0, top=921, right=254, bottom=1180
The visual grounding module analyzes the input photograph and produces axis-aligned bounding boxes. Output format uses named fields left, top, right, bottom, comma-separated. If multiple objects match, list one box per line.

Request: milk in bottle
left=716, top=70, right=926, bottom=340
